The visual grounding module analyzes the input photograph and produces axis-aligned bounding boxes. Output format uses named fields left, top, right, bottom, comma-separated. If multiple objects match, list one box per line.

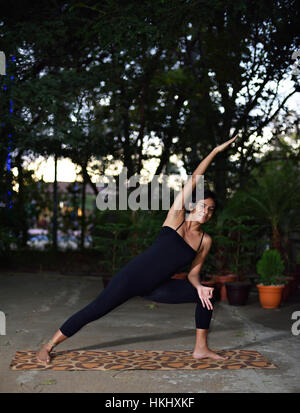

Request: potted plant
left=225, top=268, right=252, bottom=306
left=210, top=214, right=256, bottom=305
left=209, top=232, right=238, bottom=302
left=213, top=271, right=237, bottom=301
left=224, top=216, right=258, bottom=305
left=93, top=219, right=130, bottom=287
left=256, top=249, right=289, bottom=308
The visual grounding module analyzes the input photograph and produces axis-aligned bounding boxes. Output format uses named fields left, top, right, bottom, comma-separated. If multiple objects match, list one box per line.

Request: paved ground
left=0, top=271, right=299, bottom=393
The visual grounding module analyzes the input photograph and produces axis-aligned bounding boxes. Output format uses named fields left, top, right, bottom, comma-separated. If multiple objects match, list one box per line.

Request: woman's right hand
left=197, top=285, right=214, bottom=310
left=214, top=134, right=239, bottom=154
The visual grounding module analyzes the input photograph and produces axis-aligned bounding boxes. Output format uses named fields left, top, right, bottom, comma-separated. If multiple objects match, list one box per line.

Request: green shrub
left=256, top=249, right=287, bottom=285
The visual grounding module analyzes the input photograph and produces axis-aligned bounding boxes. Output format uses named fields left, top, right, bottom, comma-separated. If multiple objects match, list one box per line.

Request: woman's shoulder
left=201, top=232, right=212, bottom=251
left=162, top=209, right=185, bottom=228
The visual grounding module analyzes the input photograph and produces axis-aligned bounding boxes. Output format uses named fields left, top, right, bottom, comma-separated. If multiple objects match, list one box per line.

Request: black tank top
left=173, top=219, right=205, bottom=253
left=154, top=219, right=205, bottom=276
left=108, top=219, right=206, bottom=296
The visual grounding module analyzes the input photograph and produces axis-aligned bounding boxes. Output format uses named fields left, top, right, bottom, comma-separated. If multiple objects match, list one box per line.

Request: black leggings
left=143, top=278, right=214, bottom=328
left=59, top=278, right=214, bottom=338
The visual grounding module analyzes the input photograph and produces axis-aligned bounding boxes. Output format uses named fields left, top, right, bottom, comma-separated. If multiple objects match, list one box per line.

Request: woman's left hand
left=196, top=285, right=214, bottom=310
left=214, top=134, right=239, bottom=154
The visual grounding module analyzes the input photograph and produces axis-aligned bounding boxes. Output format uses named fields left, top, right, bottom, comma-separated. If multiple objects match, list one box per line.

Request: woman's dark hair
left=190, top=188, right=218, bottom=211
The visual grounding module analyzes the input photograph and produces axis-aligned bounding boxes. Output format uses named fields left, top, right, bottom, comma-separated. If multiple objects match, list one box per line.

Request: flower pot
left=213, top=274, right=237, bottom=302
left=225, top=282, right=251, bottom=306
left=201, top=280, right=216, bottom=287
left=256, top=284, right=285, bottom=309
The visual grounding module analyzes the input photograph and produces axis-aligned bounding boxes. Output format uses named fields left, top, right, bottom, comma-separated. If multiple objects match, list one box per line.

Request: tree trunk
left=80, top=164, right=87, bottom=251
left=271, top=224, right=281, bottom=253
left=52, top=153, right=58, bottom=251
left=16, top=151, right=28, bottom=247
left=214, top=153, right=227, bottom=207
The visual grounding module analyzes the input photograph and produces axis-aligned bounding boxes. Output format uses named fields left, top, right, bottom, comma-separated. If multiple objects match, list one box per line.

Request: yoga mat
left=9, top=349, right=277, bottom=371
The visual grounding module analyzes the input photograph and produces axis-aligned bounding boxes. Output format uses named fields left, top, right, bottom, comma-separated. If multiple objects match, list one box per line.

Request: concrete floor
left=0, top=272, right=299, bottom=393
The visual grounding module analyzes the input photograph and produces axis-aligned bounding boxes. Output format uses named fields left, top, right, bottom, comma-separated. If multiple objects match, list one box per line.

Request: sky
left=21, top=78, right=300, bottom=186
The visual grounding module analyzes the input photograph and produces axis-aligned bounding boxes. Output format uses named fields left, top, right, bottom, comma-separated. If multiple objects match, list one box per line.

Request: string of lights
left=1, top=53, right=15, bottom=209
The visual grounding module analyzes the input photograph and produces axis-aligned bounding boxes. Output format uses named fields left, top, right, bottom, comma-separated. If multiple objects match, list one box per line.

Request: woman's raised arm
left=169, top=135, right=238, bottom=214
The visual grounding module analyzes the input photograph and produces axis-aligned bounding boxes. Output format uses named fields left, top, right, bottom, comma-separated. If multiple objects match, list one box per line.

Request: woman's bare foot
left=36, top=330, right=68, bottom=364
left=37, top=343, right=53, bottom=364
left=192, top=348, right=228, bottom=361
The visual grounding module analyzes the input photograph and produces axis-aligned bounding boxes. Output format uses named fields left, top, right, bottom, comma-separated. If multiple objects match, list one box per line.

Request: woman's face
left=188, top=197, right=216, bottom=223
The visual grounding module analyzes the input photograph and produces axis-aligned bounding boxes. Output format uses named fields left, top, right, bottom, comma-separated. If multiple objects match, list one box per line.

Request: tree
left=73, top=0, right=299, bottom=205
left=232, top=160, right=300, bottom=256
left=1, top=0, right=299, bottom=247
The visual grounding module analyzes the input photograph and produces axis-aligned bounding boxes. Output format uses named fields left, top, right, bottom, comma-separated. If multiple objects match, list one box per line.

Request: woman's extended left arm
left=168, top=134, right=239, bottom=215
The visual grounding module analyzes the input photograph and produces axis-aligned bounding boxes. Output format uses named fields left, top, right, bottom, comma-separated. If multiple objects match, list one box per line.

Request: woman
left=37, top=135, right=238, bottom=364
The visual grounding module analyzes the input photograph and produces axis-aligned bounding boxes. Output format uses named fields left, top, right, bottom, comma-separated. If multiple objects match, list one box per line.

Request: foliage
left=231, top=161, right=300, bottom=269
left=0, top=224, right=18, bottom=257
left=91, top=209, right=165, bottom=274
left=204, top=160, right=300, bottom=278
left=1, top=0, right=299, bottom=203
left=296, top=253, right=300, bottom=265
left=202, top=194, right=260, bottom=278
left=256, top=249, right=288, bottom=286
left=0, top=0, right=299, bottom=261
left=222, top=215, right=259, bottom=278
left=93, top=221, right=130, bottom=274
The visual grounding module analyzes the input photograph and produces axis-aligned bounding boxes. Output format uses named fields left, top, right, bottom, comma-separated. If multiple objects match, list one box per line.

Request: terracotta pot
left=201, top=280, right=216, bottom=288
left=257, top=284, right=285, bottom=309
left=225, top=282, right=251, bottom=306
left=213, top=274, right=237, bottom=302
left=171, top=272, right=188, bottom=280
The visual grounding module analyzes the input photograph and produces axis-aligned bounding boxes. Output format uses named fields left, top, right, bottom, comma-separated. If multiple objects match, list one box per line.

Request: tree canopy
left=1, top=0, right=299, bottom=209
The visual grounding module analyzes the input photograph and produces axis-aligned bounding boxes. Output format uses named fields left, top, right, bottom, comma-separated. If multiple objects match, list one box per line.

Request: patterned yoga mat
left=9, top=349, right=277, bottom=371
